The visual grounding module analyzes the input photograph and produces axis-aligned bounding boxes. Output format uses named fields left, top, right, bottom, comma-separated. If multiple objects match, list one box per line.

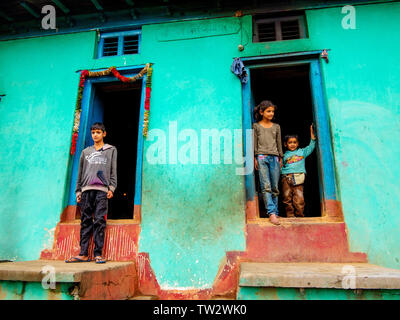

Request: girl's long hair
left=253, top=100, right=277, bottom=122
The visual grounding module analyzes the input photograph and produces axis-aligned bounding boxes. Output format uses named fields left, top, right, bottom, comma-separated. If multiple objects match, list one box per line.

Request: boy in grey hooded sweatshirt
left=66, top=122, right=117, bottom=264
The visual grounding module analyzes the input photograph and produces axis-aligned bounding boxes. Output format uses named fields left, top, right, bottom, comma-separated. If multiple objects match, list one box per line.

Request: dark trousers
left=281, top=175, right=305, bottom=217
left=79, top=190, right=108, bottom=257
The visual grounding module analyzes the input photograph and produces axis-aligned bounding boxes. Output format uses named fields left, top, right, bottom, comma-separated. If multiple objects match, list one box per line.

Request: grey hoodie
left=75, top=144, right=117, bottom=197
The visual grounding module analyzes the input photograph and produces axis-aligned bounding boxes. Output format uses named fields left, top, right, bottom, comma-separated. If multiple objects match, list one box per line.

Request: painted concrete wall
left=136, top=1, right=400, bottom=288
left=0, top=1, right=399, bottom=294
left=138, top=18, right=249, bottom=289
left=0, top=17, right=248, bottom=289
left=235, top=2, right=400, bottom=270
left=237, top=286, right=400, bottom=300
left=0, top=281, right=73, bottom=300
left=306, top=2, right=400, bottom=269
left=0, top=31, right=96, bottom=260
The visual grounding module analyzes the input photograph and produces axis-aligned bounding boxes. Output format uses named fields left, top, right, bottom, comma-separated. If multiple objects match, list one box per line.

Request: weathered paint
left=244, top=222, right=367, bottom=263
left=211, top=251, right=244, bottom=298
left=138, top=17, right=247, bottom=289
left=0, top=1, right=399, bottom=300
left=40, top=223, right=140, bottom=261
left=37, top=218, right=366, bottom=299
left=0, top=261, right=137, bottom=300
left=0, top=31, right=97, bottom=261
left=304, top=2, right=400, bottom=270
left=0, top=281, right=74, bottom=300
left=135, top=251, right=242, bottom=299
left=237, top=286, right=400, bottom=300
left=78, top=262, right=137, bottom=300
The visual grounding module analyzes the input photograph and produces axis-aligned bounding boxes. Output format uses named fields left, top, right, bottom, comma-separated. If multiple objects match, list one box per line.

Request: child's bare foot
left=269, top=214, right=280, bottom=225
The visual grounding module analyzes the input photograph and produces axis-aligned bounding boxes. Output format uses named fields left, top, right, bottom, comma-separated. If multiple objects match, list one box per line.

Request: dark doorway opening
left=92, top=81, right=142, bottom=219
left=250, top=64, right=321, bottom=217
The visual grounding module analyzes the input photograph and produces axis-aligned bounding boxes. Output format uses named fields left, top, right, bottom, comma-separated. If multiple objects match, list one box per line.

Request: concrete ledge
left=239, top=262, right=400, bottom=289
left=0, top=260, right=134, bottom=283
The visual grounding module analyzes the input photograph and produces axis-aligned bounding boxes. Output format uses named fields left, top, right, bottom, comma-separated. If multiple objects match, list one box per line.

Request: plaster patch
left=41, top=227, right=56, bottom=251
left=159, top=283, right=210, bottom=290
left=328, top=98, right=400, bottom=268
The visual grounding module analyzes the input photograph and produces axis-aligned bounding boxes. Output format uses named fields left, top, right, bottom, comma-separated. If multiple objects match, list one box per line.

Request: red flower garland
left=110, top=67, right=132, bottom=82
left=79, top=70, right=89, bottom=87
left=143, top=65, right=153, bottom=137
left=70, top=64, right=152, bottom=155
left=145, top=87, right=151, bottom=111
left=70, top=132, right=79, bottom=155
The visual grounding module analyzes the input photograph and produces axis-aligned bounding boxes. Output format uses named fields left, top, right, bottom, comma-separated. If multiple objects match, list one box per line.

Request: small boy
left=281, top=125, right=316, bottom=218
left=65, top=122, right=117, bottom=264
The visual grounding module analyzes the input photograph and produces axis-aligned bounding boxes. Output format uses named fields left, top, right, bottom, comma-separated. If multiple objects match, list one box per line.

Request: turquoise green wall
left=0, top=1, right=399, bottom=294
left=138, top=19, right=247, bottom=289
left=0, top=32, right=96, bottom=260
left=0, top=281, right=74, bottom=300
left=236, top=2, right=400, bottom=270
left=0, top=18, right=248, bottom=288
left=238, top=286, right=400, bottom=300
left=305, top=3, right=400, bottom=269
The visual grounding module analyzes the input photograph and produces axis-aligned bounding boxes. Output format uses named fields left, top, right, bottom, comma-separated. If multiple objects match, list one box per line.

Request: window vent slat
left=123, top=35, right=139, bottom=54
left=254, top=13, right=306, bottom=43
left=281, top=20, right=300, bottom=40
left=102, top=37, right=119, bottom=56
left=98, top=31, right=141, bottom=58
left=257, top=22, right=276, bottom=42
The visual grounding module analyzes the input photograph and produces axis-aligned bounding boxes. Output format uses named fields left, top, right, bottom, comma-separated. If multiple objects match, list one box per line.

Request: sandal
left=65, top=256, right=91, bottom=263
left=95, top=256, right=106, bottom=264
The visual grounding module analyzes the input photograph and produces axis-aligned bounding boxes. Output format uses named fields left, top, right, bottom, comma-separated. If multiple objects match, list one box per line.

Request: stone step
left=239, top=262, right=400, bottom=289
left=245, top=222, right=367, bottom=262
left=0, top=259, right=137, bottom=299
left=130, top=295, right=158, bottom=300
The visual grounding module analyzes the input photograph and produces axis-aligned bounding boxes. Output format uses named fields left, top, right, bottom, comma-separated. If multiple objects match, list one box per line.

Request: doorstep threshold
left=0, top=260, right=133, bottom=283
left=239, top=262, right=400, bottom=289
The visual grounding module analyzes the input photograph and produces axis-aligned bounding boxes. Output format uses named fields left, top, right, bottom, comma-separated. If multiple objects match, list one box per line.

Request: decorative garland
left=143, top=64, right=153, bottom=137
left=70, top=63, right=153, bottom=155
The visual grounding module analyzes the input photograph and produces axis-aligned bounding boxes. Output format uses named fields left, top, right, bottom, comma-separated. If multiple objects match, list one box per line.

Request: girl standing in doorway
left=253, top=100, right=283, bottom=225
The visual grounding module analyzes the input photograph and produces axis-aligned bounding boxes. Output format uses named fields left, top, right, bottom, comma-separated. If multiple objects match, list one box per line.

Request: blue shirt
left=281, top=139, right=316, bottom=175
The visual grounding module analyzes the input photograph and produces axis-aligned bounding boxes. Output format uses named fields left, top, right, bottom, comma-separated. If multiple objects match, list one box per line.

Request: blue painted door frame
left=67, top=66, right=147, bottom=211
left=241, top=52, right=337, bottom=215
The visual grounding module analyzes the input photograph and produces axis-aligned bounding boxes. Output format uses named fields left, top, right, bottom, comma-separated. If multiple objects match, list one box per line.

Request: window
left=98, top=29, right=141, bottom=58
left=253, top=12, right=307, bottom=43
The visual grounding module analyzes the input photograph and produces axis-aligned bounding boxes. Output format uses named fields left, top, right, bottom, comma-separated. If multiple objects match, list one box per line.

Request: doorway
left=85, top=81, right=142, bottom=219
left=250, top=64, right=321, bottom=217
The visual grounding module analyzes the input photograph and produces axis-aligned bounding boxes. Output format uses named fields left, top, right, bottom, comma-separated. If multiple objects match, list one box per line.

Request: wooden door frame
left=66, top=65, right=147, bottom=222
left=241, top=51, right=342, bottom=220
